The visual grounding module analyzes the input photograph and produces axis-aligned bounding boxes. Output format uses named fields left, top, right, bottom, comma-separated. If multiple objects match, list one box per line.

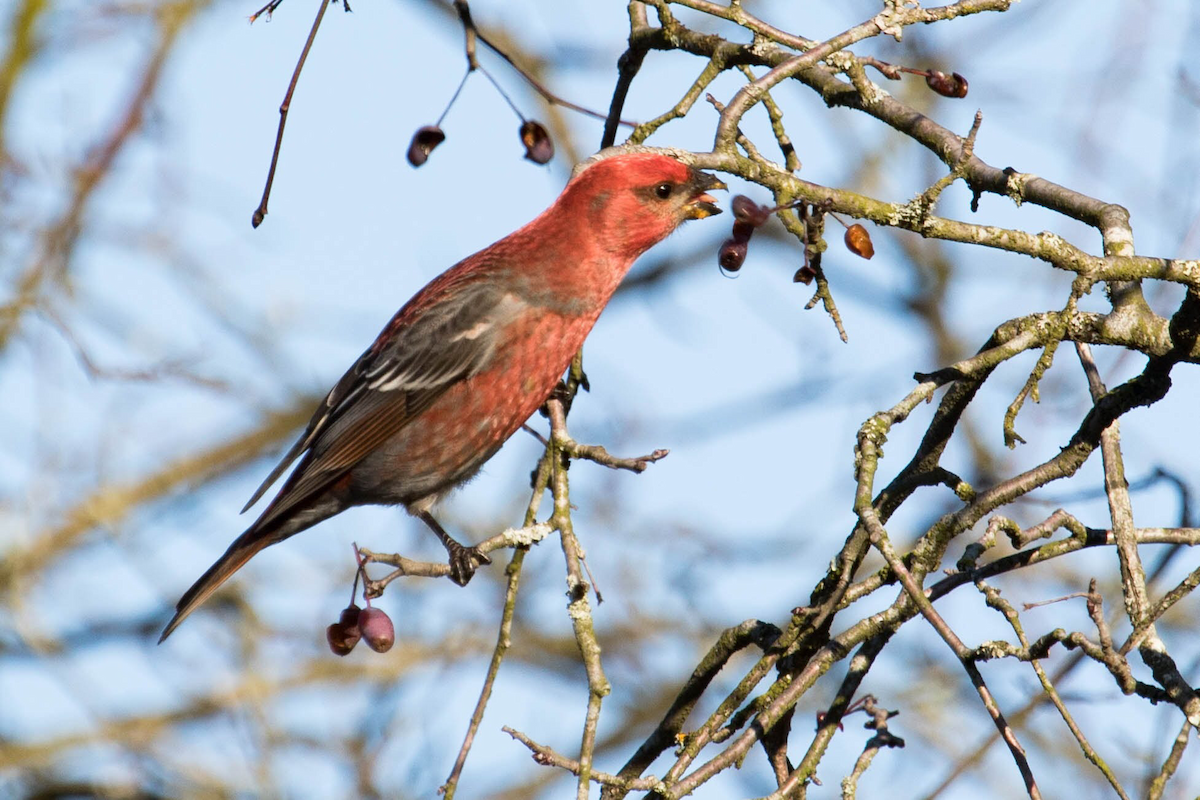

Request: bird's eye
left=654, top=182, right=673, bottom=199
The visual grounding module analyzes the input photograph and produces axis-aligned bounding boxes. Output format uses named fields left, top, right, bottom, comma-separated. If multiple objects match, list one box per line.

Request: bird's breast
left=357, top=309, right=596, bottom=503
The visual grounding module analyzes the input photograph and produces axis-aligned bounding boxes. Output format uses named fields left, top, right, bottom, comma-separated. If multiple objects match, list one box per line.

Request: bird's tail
left=158, top=525, right=278, bottom=644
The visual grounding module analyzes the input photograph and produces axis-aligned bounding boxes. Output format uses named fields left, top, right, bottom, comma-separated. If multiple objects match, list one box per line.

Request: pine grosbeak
left=160, top=148, right=724, bottom=642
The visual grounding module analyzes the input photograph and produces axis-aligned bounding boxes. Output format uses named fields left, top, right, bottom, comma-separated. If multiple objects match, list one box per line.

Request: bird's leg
left=417, top=510, right=491, bottom=586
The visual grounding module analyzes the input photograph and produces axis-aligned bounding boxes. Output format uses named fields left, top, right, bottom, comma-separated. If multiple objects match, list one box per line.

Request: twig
left=836, top=696, right=905, bottom=800
left=251, top=0, right=330, bottom=228
left=357, top=522, right=552, bottom=595
left=736, top=65, right=799, bottom=172
left=629, top=53, right=726, bottom=145
left=502, top=727, right=659, bottom=792
left=790, top=634, right=892, bottom=794
left=867, top=524, right=1041, bottom=799
left=1076, top=341, right=1200, bottom=726
left=1002, top=340, right=1060, bottom=448
left=601, top=2, right=652, bottom=149
left=978, top=580, right=1130, bottom=800
left=249, top=0, right=286, bottom=22
left=1120, top=561, right=1200, bottom=654
left=1145, top=716, right=1192, bottom=800
left=545, top=396, right=611, bottom=799
left=1076, top=342, right=1150, bottom=626
left=457, top=0, right=636, bottom=127
left=602, top=620, right=782, bottom=799
left=439, top=450, right=554, bottom=798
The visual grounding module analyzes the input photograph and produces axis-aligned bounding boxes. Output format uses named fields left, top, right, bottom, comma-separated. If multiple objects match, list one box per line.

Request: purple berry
left=359, top=607, right=395, bottom=653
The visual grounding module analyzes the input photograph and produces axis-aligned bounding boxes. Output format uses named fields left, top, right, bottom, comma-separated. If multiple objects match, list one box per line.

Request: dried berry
left=793, top=265, right=816, bottom=285
left=327, top=623, right=355, bottom=656
left=731, top=220, right=756, bottom=243
left=844, top=224, right=874, bottom=259
left=925, top=70, right=968, bottom=99
left=339, top=604, right=362, bottom=644
left=519, top=120, right=554, bottom=165
left=359, top=607, right=395, bottom=653
left=325, top=603, right=362, bottom=656
left=407, top=125, right=446, bottom=167
left=718, top=238, right=748, bottom=272
left=731, top=195, right=771, bottom=227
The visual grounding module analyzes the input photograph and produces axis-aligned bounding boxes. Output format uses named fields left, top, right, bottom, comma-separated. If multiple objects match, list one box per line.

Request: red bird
left=159, top=149, right=724, bottom=642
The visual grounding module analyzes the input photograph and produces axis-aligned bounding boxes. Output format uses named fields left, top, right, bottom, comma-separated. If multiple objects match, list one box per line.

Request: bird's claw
left=446, top=544, right=491, bottom=586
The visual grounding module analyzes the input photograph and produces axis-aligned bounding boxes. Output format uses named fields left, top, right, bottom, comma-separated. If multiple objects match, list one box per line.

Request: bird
left=159, top=147, right=725, bottom=643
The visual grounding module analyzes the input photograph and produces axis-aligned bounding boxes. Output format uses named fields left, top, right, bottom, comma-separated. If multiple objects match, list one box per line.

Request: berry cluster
left=327, top=603, right=394, bottom=656
left=325, top=544, right=395, bottom=657
left=717, top=195, right=875, bottom=279
left=718, top=195, right=772, bottom=274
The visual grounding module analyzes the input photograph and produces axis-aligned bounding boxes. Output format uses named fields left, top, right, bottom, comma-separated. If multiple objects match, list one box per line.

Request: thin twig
left=439, top=449, right=553, bottom=798
left=458, top=0, right=636, bottom=126
left=602, top=620, right=781, bottom=799
left=978, top=580, right=1130, bottom=800
left=601, top=2, right=651, bottom=148
left=1146, top=716, right=1192, bottom=800
left=546, top=395, right=610, bottom=799
left=868, top=525, right=1041, bottom=799
left=357, top=522, right=552, bottom=595
left=502, top=727, right=660, bottom=792
left=251, top=0, right=330, bottom=228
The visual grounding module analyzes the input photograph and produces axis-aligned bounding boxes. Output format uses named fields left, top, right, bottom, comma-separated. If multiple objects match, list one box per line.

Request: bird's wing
left=243, top=280, right=527, bottom=523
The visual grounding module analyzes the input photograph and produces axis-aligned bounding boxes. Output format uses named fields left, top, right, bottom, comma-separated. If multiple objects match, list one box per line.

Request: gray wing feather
left=242, top=283, right=526, bottom=513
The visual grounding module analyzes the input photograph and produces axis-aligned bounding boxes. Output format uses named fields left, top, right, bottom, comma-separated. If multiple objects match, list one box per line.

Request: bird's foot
left=446, top=543, right=491, bottom=586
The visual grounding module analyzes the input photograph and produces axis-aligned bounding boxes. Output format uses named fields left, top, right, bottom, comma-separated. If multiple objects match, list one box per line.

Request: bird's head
left=563, top=148, right=726, bottom=259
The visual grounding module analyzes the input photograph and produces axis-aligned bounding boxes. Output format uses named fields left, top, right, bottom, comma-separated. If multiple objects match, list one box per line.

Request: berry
left=326, top=603, right=362, bottom=656
left=731, top=220, right=756, bottom=243
left=327, top=622, right=356, bottom=656
left=731, top=195, right=771, bottom=227
left=718, top=239, right=748, bottom=272
left=339, top=604, right=362, bottom=642
left=359, top=607, right=395, bottom=653
left=407, top=125, right=446, bottom=167
left=844, top=224, right=875, bottom=259
left=519, top=120, right=554, bottom=165
left=925, top=71, right=968, bottom=99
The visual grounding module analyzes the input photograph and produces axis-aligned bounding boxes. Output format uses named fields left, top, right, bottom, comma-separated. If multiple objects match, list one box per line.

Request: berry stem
left=351, top=542, right=370, bottom=607
left=479, top=65, right=527, bottom=123
left=436, top=68, right=473, bottom=127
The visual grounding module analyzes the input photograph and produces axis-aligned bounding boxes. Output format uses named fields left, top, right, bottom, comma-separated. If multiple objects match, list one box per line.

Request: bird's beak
left=684, top=171, right=727, bottom=220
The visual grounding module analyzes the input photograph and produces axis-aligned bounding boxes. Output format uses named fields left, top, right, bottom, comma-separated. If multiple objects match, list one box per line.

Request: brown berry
left=407, top=125, right=446, bottom=167
left=327, top=623, right=356, bottom=656
left=731, top=220, right=756, bottom=243
left=718, top=239, right=748, bottom=272
left=844, top=224, right=874, bottom=259
left=793, top=266, right=816, bottom=284
left=519, top=120, right=554, bottom=165
left=925, top=70, right=968, bottom=99
left=339, top=604, right=362, bottom=644
left=359, top=607, right=395, bottom=653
